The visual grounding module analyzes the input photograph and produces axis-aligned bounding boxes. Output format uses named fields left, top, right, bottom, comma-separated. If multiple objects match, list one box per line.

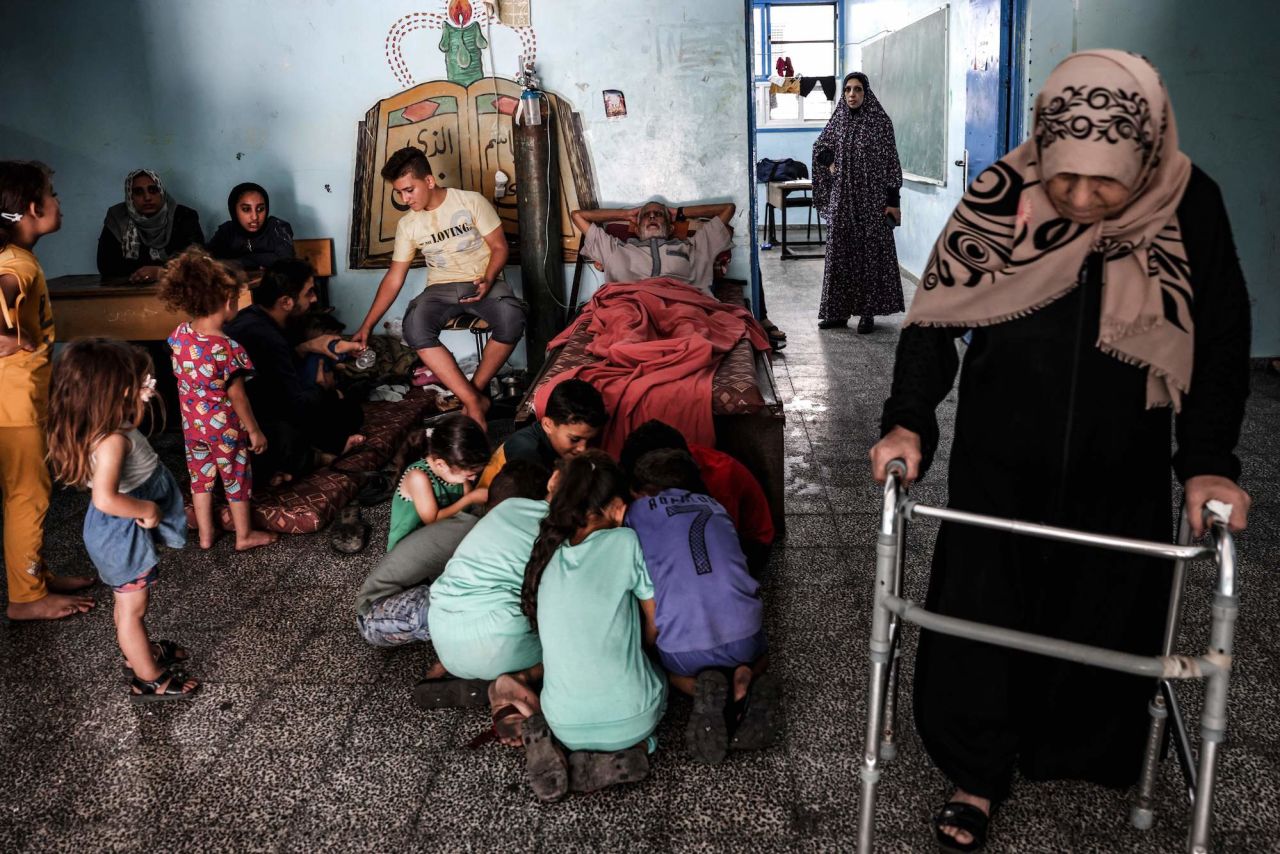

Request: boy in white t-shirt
left=353, top=147, right=525, bottom=428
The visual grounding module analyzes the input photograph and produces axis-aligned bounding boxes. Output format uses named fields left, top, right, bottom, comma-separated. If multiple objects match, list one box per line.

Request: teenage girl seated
left=207, top=182, right=295, bottom=272
left=518, top=451, right=666, bottom=802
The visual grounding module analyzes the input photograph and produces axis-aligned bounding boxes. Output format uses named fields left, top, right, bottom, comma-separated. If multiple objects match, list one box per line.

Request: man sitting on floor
left=224, top=258, right=364, bottom=485
left=571, top=201, right=735, bottom=297
left=352, top=146, right=525, bottom=429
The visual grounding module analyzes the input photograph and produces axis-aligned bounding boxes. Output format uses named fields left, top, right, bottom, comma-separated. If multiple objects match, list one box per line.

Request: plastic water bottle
left=355, top=349, right=377, bottom=371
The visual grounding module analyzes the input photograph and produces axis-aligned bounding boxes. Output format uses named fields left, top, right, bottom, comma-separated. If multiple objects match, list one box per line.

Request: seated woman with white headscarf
left=96, top=169, right=204, bottom=283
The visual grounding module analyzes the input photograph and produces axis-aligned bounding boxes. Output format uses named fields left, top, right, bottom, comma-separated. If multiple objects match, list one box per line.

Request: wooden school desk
left=47, top=275, right=255, bottom=342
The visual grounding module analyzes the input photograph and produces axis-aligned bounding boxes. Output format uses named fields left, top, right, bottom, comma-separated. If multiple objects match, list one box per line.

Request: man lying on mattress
left=570, top=201, right=735, bottom=296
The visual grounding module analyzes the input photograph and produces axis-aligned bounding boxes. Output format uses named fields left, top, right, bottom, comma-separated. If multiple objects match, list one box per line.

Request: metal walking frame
left=858, top=460, right=1239, bottom=854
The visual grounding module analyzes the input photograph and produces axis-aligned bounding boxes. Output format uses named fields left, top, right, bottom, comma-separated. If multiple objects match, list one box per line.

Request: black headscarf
left=227, top=182, right=271, bottom=237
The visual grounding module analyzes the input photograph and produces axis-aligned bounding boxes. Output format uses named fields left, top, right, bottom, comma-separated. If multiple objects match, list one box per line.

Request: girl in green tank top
left=387, top=413, right=491, bottom=552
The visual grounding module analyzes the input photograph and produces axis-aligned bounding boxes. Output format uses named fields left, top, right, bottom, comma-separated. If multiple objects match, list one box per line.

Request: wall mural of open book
left=349, top=77, right=598, bottom=269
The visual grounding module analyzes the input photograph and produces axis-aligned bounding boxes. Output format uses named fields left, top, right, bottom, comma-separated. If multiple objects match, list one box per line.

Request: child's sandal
left=412, top=676, right=492, bottom=710
left=129, top=669, right=200, bottom=704
left=730, top=672, right=781, bottom=751
left=120, top=639, right=189, bottom=675
left=685, top=669, right=730, bottom=765
left=568, top=745, right=650, bottom=793
left=522, top=713, right=569, bottom=802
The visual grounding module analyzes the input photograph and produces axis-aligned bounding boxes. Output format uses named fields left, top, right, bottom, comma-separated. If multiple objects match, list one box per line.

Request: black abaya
left=881, top=165, right=1251, bottom=802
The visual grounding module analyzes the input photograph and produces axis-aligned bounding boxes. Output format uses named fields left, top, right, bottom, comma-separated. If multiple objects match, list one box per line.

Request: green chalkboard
left=860, top=7, right=948, bottom=184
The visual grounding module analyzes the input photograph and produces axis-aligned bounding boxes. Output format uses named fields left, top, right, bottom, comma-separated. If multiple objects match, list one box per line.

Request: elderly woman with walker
left=867, top=50, right=1252, bottom=852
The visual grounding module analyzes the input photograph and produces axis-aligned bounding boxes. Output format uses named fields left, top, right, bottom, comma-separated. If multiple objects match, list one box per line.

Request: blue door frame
left=964, top=0, right=1027, bottom=181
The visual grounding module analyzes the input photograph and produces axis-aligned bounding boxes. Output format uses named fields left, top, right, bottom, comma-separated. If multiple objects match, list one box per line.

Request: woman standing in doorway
left=812, top=72, right=904, bottom=333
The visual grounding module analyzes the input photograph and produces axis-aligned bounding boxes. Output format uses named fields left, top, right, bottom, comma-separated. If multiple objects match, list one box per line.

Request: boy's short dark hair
left=487, top=459, right=552, bottom=511
left=253, top=257, right=315, bottom=307
left=427, top=413, right=491, bottom=471
left=632, top=449, right=707, bottom=495
left=619, top=419, right=689, bottom=477
left=544, top=379, right=607, bottom=428
left=381, top=147, right=432, bottom=183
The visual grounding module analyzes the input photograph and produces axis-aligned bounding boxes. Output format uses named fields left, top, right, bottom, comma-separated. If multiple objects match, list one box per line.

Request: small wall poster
left=603, top=89, right=627, bottom=119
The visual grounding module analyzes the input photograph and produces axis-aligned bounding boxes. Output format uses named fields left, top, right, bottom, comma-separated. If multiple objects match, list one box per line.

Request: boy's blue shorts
left=658, top=628, right=769, bottom=677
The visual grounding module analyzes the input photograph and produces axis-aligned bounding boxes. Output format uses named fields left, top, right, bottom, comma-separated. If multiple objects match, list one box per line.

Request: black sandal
left=330, top=505, right=370, bottom=555
left=412, top=676, right=492, bottom=710
left=568, top=744, right=650, bottom=793
left=121, top=638, right=189, bottom=675
left=522, top=713, right=569, bottom=802
left=685, top=669, right=730, bottom=765
left=730, top=671, right=781, bottom=751
left=357, top=469, right=398, bottom=506
left=933, top=801, right=991, bottom=853
left=130, top=668, right=199, bottom=704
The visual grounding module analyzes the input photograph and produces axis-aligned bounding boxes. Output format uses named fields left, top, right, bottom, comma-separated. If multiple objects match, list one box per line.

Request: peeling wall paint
left=0, top=0, right=750, bottom=366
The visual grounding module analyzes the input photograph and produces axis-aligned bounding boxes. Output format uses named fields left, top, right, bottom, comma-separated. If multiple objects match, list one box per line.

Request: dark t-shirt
left=223, top=304, right=317, bottom=418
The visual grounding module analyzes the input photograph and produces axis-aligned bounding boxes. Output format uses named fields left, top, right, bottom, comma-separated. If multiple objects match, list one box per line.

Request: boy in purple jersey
left=624, top=448, right=778, bottom=765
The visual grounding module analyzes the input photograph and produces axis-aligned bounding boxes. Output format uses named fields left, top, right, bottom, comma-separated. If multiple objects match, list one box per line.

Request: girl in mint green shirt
left=518, top=451, right=665, bottom=801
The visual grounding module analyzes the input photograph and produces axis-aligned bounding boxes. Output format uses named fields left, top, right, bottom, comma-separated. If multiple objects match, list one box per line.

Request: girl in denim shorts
left=47, top=338, right=199, bottom=703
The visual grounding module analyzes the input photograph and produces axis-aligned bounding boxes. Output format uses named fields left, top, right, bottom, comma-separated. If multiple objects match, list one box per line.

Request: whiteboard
left=860, top=6, right=949, bottom=185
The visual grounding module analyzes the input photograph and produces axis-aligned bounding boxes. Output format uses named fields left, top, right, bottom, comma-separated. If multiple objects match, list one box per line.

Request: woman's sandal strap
left=132, top=669, right=193, bottom=696
left=934, top=801, right=990, bottom=851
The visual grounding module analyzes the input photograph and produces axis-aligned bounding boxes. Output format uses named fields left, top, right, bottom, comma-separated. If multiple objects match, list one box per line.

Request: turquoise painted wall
left=1023, top=0, right=1280, bottom=357
left=0, top=0, right=750, bottom=365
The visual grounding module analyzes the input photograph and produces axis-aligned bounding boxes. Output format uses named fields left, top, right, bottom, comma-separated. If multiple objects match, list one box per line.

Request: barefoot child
left=388, top=412, right=490, bottom=552
left=519, top=451, right=666, bottom=802
left=46, top=338, right=199, bottom=701
left=0, top=160, right=96, bottom=621
left=626, top=448, right=775, bottom=765
left=160, top=247, right=276, bottom=551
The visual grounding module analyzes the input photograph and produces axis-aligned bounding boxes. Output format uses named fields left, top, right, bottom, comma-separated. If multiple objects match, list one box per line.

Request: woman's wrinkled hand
left=870, top=426, right=922, bottom=484
left=1184, top=475, right=1250, bottom=537
left=884, top=206, right=901, bottom=225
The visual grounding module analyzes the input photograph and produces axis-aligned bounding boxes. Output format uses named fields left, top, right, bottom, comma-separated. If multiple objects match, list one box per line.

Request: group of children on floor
left=358, top=378, right=780, bottom=801
left=3, top=159, right=781, bottom=796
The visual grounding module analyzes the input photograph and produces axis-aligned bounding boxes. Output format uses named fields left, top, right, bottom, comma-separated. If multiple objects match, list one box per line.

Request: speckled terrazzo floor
left=1, top=251, right=1277, bottom=852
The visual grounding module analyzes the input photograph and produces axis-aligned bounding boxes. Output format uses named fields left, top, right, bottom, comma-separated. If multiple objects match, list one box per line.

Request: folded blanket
left=533, top=279, right=770, bottom=455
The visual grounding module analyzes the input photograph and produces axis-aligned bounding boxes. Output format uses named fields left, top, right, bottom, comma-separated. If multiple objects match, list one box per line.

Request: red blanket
left=532, top=279, right=771, bottom=455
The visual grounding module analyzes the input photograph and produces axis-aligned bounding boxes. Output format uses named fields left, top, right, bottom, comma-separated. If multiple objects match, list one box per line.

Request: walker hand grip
left=885, top=458, right=908, bottom=481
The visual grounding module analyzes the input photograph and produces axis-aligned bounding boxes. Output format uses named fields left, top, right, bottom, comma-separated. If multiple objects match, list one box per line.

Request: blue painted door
left=964, top=0, right=1009, bottom=184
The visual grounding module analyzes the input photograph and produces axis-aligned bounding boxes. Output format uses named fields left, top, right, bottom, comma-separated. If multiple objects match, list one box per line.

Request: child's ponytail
left=520, top=450, right=630, bottom=632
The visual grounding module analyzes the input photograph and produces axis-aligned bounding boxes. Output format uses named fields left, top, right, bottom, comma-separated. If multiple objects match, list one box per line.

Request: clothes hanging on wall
left=769, top=76, right=802, bottom=96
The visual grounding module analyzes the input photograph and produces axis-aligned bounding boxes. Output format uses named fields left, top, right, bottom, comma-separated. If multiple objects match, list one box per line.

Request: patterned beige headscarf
left=907, top=50, right=1193, bottom=409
